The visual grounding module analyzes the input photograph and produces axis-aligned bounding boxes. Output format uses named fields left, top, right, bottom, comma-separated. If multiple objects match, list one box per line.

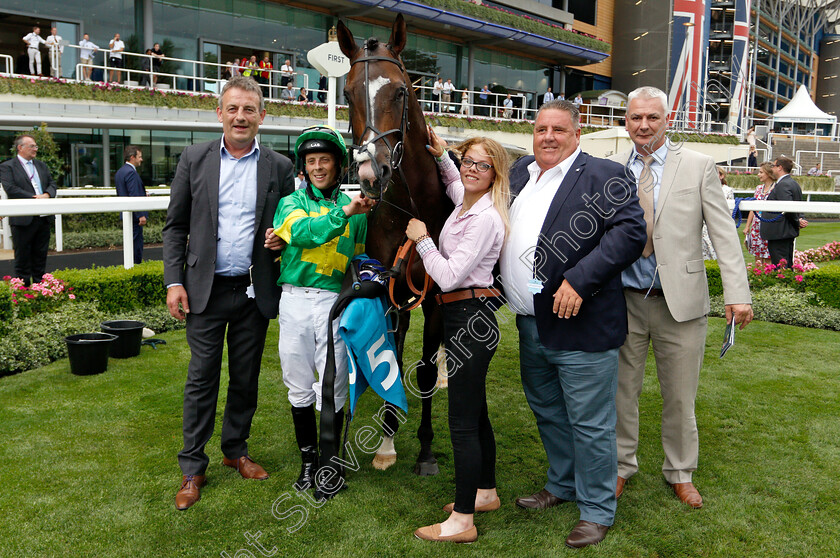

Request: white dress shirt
left=500, top=147, right=581, bottom=316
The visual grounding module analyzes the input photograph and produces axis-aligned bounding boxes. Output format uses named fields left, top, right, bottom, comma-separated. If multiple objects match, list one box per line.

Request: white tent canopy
left=771, top=85, right=837, bottom=135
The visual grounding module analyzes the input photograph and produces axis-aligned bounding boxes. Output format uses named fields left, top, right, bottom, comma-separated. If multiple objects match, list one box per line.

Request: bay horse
left=337, top=14, right=453, bottom=475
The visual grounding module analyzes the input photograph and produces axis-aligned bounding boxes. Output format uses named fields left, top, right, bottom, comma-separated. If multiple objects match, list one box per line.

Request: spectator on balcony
left=807, top=163, right=821, bottom=176
left=478, top=84, right=490, bottom=116
left=297, top=87, right=310, bottom=102
left=108, top=33, right=125, bottom=83
left=22, top=27, right=46, bottom=76
left=78, top=33, right=99, bottom=81
left=573, top=93, right=584, bottom=107
left=258, top=53, right=273, bottom=98
left=748, top=145, right=758, bottom=168
left=242, top=55, right=259, bottom=81
left=459, top=90, right=470, bottom=115
left=317, top=74, right=327, bottom=103
left=45, top=27, right=64, bottom=79
left=502, top=94, right=514, bottom=119
left=151, top=43, right=165, bottom=87
left=140, top=49, right=153, bottom=87
left=280, top=59, right=294, bottom=86
left=280, top=82, right=295, bottom=101
left=442, top=78, right=456, bottom=113
left=432, top=77, right=443, bottom=112
left=542, top=87, right=554, bottom=106
left=746, top=126, right=756, bottom=149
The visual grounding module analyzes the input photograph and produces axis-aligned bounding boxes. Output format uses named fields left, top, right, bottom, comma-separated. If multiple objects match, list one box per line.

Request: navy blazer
left=759, top=174, right=802, bottom=241
left=0, top=157, right=58, bottom=227
left=509, top=152, right=646, bottom=352
left=114, top=163, right=149, bottom=221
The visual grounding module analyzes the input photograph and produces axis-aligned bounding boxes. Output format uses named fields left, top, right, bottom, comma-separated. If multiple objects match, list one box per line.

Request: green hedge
left=726, top=174, right=835, bottom=192
left=710, top=286, right=840, bottom=331
left=53, top=261, right=166, bottom=314
left=50, top=223, right=163, bottom=251
left=706, top=260, right=840, bottom=309
left=57, top=210, right=168, bottom=233
left=799, top=264, right=840, bottom=309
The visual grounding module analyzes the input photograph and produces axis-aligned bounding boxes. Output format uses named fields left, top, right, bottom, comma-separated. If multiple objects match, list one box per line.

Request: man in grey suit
left=0, top=134, right=57, bottom=286
left=163, top=76, right=295, bottom=510
left=609, top=87, right=752, bottom=508
left=760, top=156, right=807, bottom=268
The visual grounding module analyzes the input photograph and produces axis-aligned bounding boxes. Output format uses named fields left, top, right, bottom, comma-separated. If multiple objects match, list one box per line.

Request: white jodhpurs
left=277, top=284, right=348, bottom=411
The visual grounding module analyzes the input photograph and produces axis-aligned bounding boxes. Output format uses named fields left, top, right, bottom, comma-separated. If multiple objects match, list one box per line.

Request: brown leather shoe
left=222, top=455, right=269, bottom=480
left=515, top=489, right=566, bottom=510
left=175, top=474, right=206, bottom=510
left=442, top=497, right=501, bottom=514
left=671, top=482, right=703, bottom=508
left=616, top=476, right=627, bottom=499
left=414, top=523, right=477, bottom=543
left=565, top=520, right=609, bottom=548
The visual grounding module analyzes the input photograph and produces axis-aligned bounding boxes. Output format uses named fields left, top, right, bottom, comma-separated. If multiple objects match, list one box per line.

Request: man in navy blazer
left=114, top=145, right=148, bottom=264
left=499, top=99, right=646, bottom=548
left=760, top=156, right=807, bottom=268
left=0, top=133, right=57, bottom=286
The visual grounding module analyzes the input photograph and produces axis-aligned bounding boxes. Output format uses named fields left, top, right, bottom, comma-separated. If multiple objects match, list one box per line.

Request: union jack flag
left=728, top=0, right=752, bottom=131
left=669, top=0, right=711, bottom=127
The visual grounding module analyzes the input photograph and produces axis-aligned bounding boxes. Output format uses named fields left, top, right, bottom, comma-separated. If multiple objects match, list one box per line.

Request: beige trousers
left=616, top=290, right=707, bottom=484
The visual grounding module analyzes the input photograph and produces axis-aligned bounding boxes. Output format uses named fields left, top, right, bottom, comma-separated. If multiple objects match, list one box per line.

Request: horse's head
left=338, top=15, right=410, bottom=200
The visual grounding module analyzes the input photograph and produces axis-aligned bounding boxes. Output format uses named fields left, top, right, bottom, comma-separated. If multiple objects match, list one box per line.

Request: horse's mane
left=365, top=38, right=380, bottom=52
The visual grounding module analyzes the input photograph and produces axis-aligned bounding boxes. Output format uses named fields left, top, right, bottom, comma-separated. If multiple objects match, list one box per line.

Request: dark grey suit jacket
left=760, top=174, right=802, bottom=241
left=0, top=157, right=58, bottom=226
left=162, top=139, right=295, bottom=319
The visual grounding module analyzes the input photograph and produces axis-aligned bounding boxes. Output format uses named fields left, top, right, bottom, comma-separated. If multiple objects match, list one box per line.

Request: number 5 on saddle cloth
left=318, top=256, right=408, bottom=491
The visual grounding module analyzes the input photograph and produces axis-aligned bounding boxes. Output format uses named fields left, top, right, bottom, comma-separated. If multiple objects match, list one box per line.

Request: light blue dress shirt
left=621, top=141, right=669, bottom=290
left=215, top=137, right=260, bottom=276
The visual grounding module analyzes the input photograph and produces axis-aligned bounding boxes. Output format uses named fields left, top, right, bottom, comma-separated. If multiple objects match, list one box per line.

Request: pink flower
left=23, top=293, right=34, bottom=299
left=795, top=275, right=803, bottom=282
left=68, top=294, right=76, bottom=300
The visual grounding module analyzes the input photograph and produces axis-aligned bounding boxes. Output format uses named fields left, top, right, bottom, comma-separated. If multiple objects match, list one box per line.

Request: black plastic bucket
left=100, top=320, right=145, bottom=359
left=65, top=333, right=118, bottom=375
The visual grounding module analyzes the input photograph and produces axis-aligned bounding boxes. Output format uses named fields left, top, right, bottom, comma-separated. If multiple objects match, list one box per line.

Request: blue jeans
left=516, top=315, right=618, bottom=526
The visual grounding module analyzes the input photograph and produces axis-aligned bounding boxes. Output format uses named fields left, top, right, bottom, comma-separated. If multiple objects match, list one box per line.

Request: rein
left=387, top=238, right=434, bottom=312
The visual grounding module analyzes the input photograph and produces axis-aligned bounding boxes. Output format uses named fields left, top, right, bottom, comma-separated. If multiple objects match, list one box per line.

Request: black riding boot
left=290, top=404, right=318, bottom=491
left=314, top=407, right=346, bottom=501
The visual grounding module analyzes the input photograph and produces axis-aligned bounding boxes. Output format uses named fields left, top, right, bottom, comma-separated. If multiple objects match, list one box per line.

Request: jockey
left=271, top=125, right=374, bottom=499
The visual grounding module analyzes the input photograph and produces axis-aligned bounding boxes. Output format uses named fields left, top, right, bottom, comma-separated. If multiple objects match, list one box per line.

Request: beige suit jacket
left=609, top=144, right=751, bottom=322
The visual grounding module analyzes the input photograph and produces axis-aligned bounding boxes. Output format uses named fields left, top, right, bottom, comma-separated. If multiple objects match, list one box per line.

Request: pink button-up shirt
left=416, top=155, right=505, bottom=292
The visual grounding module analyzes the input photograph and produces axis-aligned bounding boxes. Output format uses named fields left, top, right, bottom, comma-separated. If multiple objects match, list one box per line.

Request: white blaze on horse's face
left=353, top=75, right=392, bottom=164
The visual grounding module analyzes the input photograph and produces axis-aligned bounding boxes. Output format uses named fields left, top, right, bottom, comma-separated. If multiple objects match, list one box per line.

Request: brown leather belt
left=435, top=287, right=501, bottom=305
left=624, top=286, right=664, bottom=297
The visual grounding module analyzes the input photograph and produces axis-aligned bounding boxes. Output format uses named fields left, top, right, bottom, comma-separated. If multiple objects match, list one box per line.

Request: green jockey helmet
left=295, top=125, right=349, bottom=170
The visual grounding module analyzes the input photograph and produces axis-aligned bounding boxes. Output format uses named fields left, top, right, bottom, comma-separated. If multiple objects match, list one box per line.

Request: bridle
left=348, top=46, right=412, bottom=210
left=347, top=46, right=432, bottom=311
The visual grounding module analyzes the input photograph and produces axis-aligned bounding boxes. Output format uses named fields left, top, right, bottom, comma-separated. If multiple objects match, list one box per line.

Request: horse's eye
left=395, top=88, right=406, bottom=100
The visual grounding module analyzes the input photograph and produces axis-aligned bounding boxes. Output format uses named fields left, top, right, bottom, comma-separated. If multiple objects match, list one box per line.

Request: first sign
left=307, top=42, right=350, bottom=78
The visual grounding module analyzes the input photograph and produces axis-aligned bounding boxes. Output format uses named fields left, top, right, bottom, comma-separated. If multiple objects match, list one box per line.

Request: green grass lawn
left=1, top=312, right=839, bottom=557
left=737, top=220, right=840, bottom=263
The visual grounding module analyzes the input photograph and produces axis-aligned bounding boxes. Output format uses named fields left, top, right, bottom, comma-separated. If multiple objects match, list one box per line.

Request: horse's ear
left=388, top=13, right=407, bottom=57
left=337, top=20, right=359, bottom=59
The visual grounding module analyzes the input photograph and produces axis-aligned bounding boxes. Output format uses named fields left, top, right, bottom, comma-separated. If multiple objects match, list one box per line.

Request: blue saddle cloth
left=339, top=296, right=408, bottom=416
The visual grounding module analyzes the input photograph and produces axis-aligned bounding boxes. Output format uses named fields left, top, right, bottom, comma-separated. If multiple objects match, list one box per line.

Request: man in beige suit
left=609, top=86, right=752, bottom=508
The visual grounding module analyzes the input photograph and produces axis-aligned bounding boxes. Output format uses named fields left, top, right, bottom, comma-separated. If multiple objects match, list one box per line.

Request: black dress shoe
left=565, top=520, right=609, bottom=548
left=515, top=488, right=565, bottom=509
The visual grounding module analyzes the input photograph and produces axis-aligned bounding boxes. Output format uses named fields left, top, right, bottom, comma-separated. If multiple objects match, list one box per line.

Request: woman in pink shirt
left=408, top=127, right=510, bottom=543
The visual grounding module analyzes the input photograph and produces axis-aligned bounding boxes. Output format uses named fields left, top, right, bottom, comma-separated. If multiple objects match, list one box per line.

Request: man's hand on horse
left=343, top=194, right=376, bottom=217
left=264, top=227, right=287, bottom=251
left=406, top=218, right=428, bottom=242
left=552, top=279, right=583, bottom=319
left=425, top=124, right=448, bottom=158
